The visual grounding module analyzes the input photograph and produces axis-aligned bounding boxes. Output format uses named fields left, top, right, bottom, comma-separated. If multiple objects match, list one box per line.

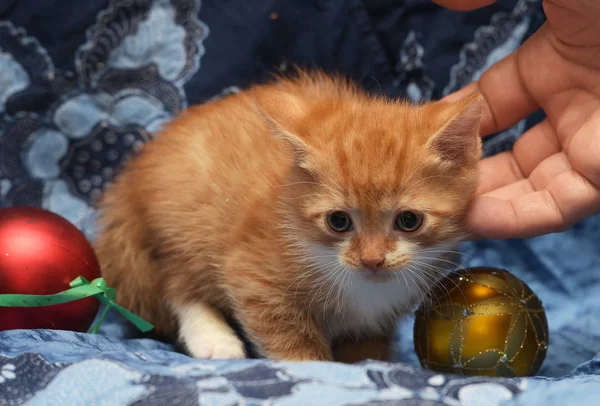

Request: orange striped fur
left=94, top=71, right=482, bottom=362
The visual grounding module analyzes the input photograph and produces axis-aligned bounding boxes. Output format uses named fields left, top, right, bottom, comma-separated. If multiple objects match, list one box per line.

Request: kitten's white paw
left=174, top=301, right=247, bottom=360
left=186, top=333, right=246, bottom=360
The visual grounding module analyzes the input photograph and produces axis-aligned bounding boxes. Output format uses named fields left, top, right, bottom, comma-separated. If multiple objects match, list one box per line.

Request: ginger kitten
left=94, top=71, right=482, bottom=362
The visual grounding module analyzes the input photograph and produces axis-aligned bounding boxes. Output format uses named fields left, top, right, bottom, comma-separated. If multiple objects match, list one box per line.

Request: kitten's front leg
left=333, top=334, right=393, bottom=364
left=173, top=301, right=246, bottom=360
left=236, top=298, right=332, bottom=362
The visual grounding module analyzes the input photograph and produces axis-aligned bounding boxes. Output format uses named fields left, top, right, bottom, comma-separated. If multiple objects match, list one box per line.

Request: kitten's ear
left=255, top=89, right=311, bottom=166
left=425, top=93, right=483, bottom=168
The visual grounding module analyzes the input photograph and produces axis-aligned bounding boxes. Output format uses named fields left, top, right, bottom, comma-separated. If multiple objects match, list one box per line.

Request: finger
left=512, top=119, right=561, bottom=176
left=476, top=120, right=561, bottom=194
left=567, top=109, right=600, bottom=189
left=483, top=152, right=572, bottom=200
left=431, top=0, right=496, bottom=11
left=467, top=170, right=600, bottom=239
left=476, top=152, right=524, bottom=195
left=443, top=30, right=547, bottom=136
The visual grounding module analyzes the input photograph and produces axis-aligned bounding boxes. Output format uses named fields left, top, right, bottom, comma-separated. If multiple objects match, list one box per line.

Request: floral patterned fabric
left=1, top=0, right=600, bottom=404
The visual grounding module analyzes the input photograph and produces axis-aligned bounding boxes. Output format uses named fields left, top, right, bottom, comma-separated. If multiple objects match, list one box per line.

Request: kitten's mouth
left=362, top=271, right=393, bottom=283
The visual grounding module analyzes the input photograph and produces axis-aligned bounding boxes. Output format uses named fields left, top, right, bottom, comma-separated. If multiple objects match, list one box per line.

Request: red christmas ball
left=0, top=206, right=100, bottom=332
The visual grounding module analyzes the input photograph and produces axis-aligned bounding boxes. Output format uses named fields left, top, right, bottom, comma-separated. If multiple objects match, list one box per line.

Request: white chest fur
left=304, top=243, right=425, bottom=340
left=323, top=271, right=420, bottom=339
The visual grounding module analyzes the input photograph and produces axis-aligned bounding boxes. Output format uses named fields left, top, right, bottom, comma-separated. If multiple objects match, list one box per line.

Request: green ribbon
left=0, top=276, right=154, bottom=334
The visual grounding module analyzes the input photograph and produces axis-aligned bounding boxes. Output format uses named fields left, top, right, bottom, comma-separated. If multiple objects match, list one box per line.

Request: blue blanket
left=1, top=0, right=600, bottom=404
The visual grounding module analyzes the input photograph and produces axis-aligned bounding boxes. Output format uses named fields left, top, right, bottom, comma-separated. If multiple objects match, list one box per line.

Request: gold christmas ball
left=414, top=267, right=549, bottom=377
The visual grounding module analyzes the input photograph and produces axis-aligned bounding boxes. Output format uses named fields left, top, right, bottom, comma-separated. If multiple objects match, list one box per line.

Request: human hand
left=434, top=0, right=600, bottom=239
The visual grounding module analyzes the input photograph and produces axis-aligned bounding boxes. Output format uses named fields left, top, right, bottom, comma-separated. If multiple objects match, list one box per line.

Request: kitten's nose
left=361, top=257, right=385, bottom=271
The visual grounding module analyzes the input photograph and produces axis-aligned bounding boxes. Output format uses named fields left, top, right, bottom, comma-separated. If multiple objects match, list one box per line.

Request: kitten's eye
left=327, top=211, right=353, bottom=232
left=395, top=211, right=423, bottom=232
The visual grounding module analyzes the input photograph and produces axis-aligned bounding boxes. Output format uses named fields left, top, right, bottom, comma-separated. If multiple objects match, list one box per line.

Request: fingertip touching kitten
left=94, top=70, right=482, bottom=362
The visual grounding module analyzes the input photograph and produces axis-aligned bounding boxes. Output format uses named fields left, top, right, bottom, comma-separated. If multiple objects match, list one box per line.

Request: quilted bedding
left=1, top=0, right=599, bottom=404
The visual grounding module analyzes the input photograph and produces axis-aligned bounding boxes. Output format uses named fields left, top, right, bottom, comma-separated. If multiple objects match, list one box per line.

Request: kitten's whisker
left=323, top=267, right=342, bottom=308
left=417, top=257, right=464, bottom=271
left=409, top=262, right=453, bottom=307
left=405, top=266, right=433, bottom=305
left=343, top=268, right=355, bottom=338
left=343, top=267, right=352, bottom=310
left=411, top=266, right=446, bottom=308
left=417, top=245, right=475, bottom=262
left=415, top=249, right=470, bottom=272
left=335, top=268, right=351, bottom=321
left=416, top=255, right=476, bottom=281
left=324, top=265, right=346, bottom=316
left=417, top=248, right=465, bottom=256
left=307, top=264, right=343, bottom=311
left=410, top=260, right=469, bottom=309
left=406, top=266, right=436, bottom=307
left=286, top=266, right=322, bottom=300
left=393, top=271, right=414, bottom=311
left=335, top=269, right=347, bottom=314
left=398, top=269, right=411, bottom=301
left=320, top=265, right=346, bottom=324
left=419, top=252, right=461, bottom=266
left=287, top=255, right=339, bottom=282
left=423, top=278, right=445, bottom=308
left=403, top=267, right=427, bottom=305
